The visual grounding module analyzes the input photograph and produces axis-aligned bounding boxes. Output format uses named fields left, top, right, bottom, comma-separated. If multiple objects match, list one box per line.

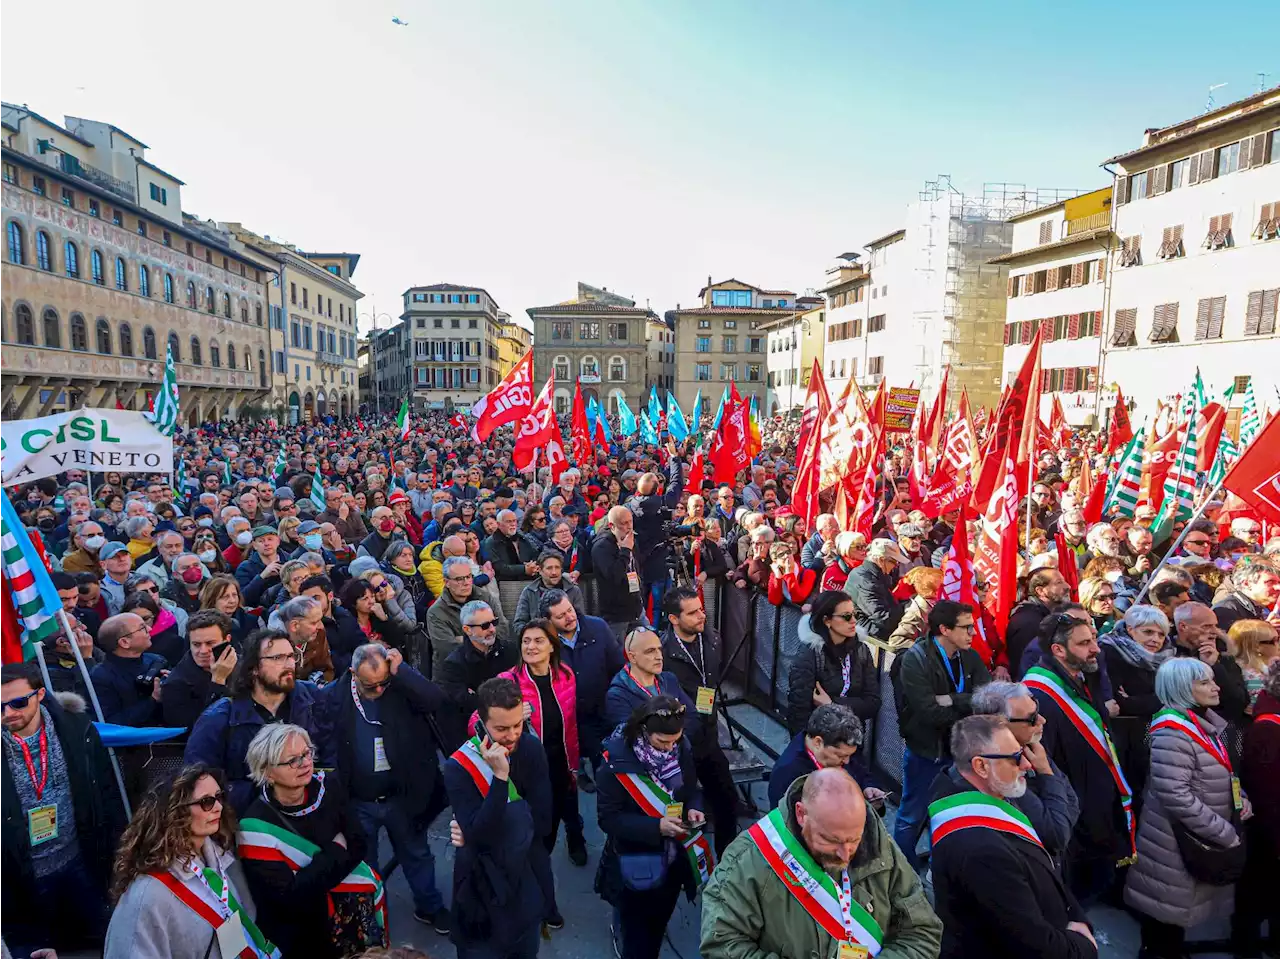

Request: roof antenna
left=1206, top=82, right=1228, bottom=111
left=1259, top=72, right=1271, bottom=94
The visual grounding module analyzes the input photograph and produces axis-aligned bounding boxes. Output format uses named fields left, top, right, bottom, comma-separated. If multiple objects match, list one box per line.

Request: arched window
left=227, top=343, right=236, bottom=369
left=244, top=348, right=251, bottom=371
left=190, top=336, right=203, bottom=366
left=64, top=241, right=79, bottom=278
left=222, top=293, right=231, bottom=318
left=14, top=305, right=34, bottom=344
left=209, top=340, right=220, bottom=368
left=143, top=327, right=157, bottom=359
left=96, top=318, right=112, bottom=354
left=608, top=388, right=628, bottom=416
left=119, top=322, right=134, bottom=356
left=35, top=231, right=52, bottom=271
left=41, top=308, right=60, bottom=348
left=5, top=222, right=23, bottom=264
left=240, top=300, right=248, bottom=323
left=115, top=257, right=128, bottom=291
left=608, top=355, right=627, bottom=382
left=70, top=314, right=88, bottom=352
left=553, top=355, right=570, bottom=382
left=205, top=287, right=215, bottom=313
left=168, top=331, right=181, bottom=363
left=163, top=273, right=174, bottom=303
left=186, top=281, right=197, bottom=308
left=579, top=355, right=600, bottom=380
left=138, top=265, right=150, bottom=297
left=91, top=250, right=104, bottom=285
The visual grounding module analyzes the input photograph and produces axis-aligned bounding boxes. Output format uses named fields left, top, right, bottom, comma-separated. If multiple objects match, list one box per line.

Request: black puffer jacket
left=785, top=613, right=880, bottom=735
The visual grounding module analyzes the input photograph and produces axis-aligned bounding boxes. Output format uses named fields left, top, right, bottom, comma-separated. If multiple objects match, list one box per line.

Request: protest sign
left=884, top=387, right=921, bottom=432
left=1, top=409, right=173, bottom=485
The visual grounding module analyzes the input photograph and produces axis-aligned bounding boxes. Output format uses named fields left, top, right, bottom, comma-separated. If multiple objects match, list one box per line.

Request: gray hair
left=459, top=599, right=492, bottom=626
left=497, top=509, right=517, bottom=523
left=124, top=515, right=154, bottom=538
left=749, top=525, right=776, bottom=543
left=1232, top=560, right=1277, bottom=589
left=350, top=643, right=389, bottom=674
left=1173, top=601, right=1211, bottom=628
left=296, top=551, right=326, bottom=567
left=1123, top=604, right=1170, bottom=633
left=156, top=529, right=184, bottom=546
left=538, top=588, right=571, bottom=618
left=804, top=703, right=863, bottom=748
left=866, top=538, right=900, bottom=562
left=950, top=714, right=1012, bottom=768
left=970, top=681, right=1034, bottom=718
left=126, top=572, right=159, bottom=591
left=1086, top=522, right=1118, bottom=551
left=442, top=555, right=473, bottom=580
left=1150, top=566, right=1193, bottom=590
left=226, top=515, right=250, bottom=533
left=1154, top=657, right=1213, bottom=709
left=246, top=723, right=313, bottom=786
left=897, top=524, right=925, bottom=539
left=547, top=519, right=572, bottom=540
left=277, top=595, right=319, bottom=627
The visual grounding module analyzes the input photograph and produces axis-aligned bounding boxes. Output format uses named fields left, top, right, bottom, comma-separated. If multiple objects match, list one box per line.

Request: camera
left=135, top=661, right=165, bottom=692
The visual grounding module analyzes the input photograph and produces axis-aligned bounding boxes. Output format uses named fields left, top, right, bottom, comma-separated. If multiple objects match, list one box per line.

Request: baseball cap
left=866, top=539, right=908, bottom=565
left=297, top=520, right=321, bottom=534
left=251, top=525, right=277, bottom=539
left=99, top=541, right=129, bottom=560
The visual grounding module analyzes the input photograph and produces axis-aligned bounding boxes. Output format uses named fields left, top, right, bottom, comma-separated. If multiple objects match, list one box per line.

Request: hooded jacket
left=700, top=774, right=942, bottom=959
left=785, top=613, right=880, bottom=735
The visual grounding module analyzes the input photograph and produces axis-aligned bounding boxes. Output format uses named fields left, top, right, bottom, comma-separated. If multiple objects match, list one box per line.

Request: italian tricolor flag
left=2, top=489, right=59, bottom=663
left=396, top=399, right=410, bottom=440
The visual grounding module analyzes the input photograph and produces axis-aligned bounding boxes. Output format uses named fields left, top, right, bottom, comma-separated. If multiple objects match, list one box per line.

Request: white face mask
left=234, top=531, right=253, bottom=547
left=83, top=535, right=106, bottom=550
left=198, top=549, right=218, bottom=564
left=197, top=517, right=214, bottom=528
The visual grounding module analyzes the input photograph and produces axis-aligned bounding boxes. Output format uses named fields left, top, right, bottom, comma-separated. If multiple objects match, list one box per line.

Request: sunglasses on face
left=468, top=619, right=498, bottom=631
left=1006, top=710, right=1040, bottom=725
left=829, top=611, right=856, bottom=622
left=189, top=791, right=225, bottom=812
left=358, top=676, right=393, bottom=694
left=979, top=751, right=1026, bottom=764
left=2, top=692, right=39, bottom=711
left=1096, top=593, right=1116, bottom=601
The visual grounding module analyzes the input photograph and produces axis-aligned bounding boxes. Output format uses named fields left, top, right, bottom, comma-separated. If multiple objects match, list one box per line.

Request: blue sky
left=3, top=0, right=1276, bottom=330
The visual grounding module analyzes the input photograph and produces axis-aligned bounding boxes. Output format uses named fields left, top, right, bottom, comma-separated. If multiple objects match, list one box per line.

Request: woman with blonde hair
left=887, top=566, right=944, bottom=649
left=1228, top=618, right=1280, bottom=711
left=819, top=531, right=868, bottom=592
left=199, top=574, right=263, bottom=648
left=1078, top=575, right=1119, bottom=634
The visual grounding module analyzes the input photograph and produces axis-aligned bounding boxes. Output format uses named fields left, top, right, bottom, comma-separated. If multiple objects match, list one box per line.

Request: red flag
left=849, top=430, right=883, bottom=540
left=471, top=350, right=534, bottom=442
left=1107, top=385, right=1134, bottom=455
left=919, top=459, right=973, bottom=518
left=1055, top=529, right=1080, bottom=600
left=1221, top=413, right=1280, bottom=526
left=907, top=395, right=931, bottom=509
left=973, top=453, right=1020, bottom=645
left=943, top=388, right=979, bottom=483
left=709, top=395, right=751, bottom=484
left=1049, top=395, right=1070, bottom=448
left=972, top=327, right=1042, bottom=513
left=924, top=365, right=950, bottom=454
left=1196, top=402, right=1226, bottom=472
left=1082, top=461, right=1107, bottom=525
left=570, top=381, right=592, bottom=467
left=449, top=413, right=467, bottom=430
left=793, top=360, right=832, bottom=530
left=512, top=377, right=567, bottom=483
left=940, top=507, right=995, bottom=664
left=684, top=451, right=705, bottom=495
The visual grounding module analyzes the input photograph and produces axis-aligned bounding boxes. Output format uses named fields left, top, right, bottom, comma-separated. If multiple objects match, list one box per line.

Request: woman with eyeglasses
left=1228, top=619, right=1280, bottom=712
left=1101, top=604, right=1174, bottom=808
left=521, top=505, right=549, bottom=545
left=123, top=582, right=187, bottom=666
left=785, top=590, right=880, bottom=735
left=818, top=531, right=869, bottom=592
left=1079, top=575, right=1119, bottom=635
left=240, top=723, right=386, bottom=958
left=548, top=519, right=589, bottom=581
left=1124, top=658, right=1244, bottom=959
left=105, top=764, right=276, bottom=959
left=199, top=575, right=262, bottom=649
left=596, top=695, right=708, bottom=959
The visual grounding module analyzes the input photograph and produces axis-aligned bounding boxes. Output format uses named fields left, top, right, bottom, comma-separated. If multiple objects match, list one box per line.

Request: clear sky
left=3, top=0, right=1277, bottom=332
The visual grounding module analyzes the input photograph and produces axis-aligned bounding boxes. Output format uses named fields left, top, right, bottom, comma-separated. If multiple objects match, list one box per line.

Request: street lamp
left=359, top=307, right=395, bottom=413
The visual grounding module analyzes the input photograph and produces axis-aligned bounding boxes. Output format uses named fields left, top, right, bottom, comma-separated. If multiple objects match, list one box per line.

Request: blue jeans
left=892, top=747, right=950, bottom=873
left=644, top=577, right=669, bottom=624
left=352, top=798, right=444, bottom=915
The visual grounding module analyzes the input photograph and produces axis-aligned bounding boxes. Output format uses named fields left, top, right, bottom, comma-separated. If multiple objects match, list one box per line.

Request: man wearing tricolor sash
left=1025, top=613, right=1135, bottom=904
left=928, top=715, right=1097, bottom=959
left=701, top=768, right=941, bottom=959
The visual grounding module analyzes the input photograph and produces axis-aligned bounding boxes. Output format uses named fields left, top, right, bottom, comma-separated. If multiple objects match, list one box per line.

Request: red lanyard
left=805, top=746, right=822, bottom=770
left=626, top=667, right=656, bottom=697
left=17, top=726, right=49, bottom=801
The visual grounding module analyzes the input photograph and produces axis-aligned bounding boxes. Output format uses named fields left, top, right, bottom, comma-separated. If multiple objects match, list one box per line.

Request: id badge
left=838, top=943, right=869, bottom=959
left=627, top=570, right=641, bottom=593
left=1231, top=775, right=1243, bottom=811
left=696, top=686, right=716, bottom=715
left=665, top=802, right=684, bottom=820
left=28, top=804, right=57, bottom=845
left=373, top=737, right=391, bottom=773
left=216, top=910, right=251, bottom=959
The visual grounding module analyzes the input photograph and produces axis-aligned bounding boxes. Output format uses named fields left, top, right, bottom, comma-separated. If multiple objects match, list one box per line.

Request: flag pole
left=30, top=638, right=54, bottom=694
left=54, top=606, right=133, bottom=818
left=1131, top=479, right=1224, bottom=605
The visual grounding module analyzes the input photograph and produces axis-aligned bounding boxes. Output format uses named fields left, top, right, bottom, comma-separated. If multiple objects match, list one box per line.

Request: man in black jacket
left=2, top=660, right=126, bottom=955
left=483, top=509, right=539, bottom=582
left=436, top=600, right=519, bottom=751
left=1007, top=568, right=1071, bottom=677
left=1212, top=561, right=1280, bottom=632
left=844, top=538, right=908, bottom=641
left=160, top=609, right=238, bottom=729
left=90, top=612, right=167, bottom=726
left=628, top=459, right=685, bottom=618
left=893, top=599, right=991, bottom=872
left=930, top=714, right=1097, bottom=959
left=660, top=586, right=739, bottom=856
left=1173, top=601, right=1251, bottom=725
left=593, top=505, right=644, bottom=639
left=327, top=643, right=452, bottom=933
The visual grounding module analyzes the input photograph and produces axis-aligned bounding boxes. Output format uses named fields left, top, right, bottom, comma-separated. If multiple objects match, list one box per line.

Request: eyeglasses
left=949, top=622, right=977, bottom=633
left=978, top=751, right=1026, bottom=764
left=1006, top=710, right=1041, bottom=725
left=358, top=676, right=393, bottom=694
left=446, top=574, right=473, bottom=583
left=468, top=619, right=498, bottom=631
left=261, top=650, right=302, bottom=665
left=274, top=747, right=317, bottom=769
left=829, top=611, right=856, bottom=622
left=1184, top=538, right=1209, bottom=547
left=189, top=791, right=225, bottom=812
left=1, top=692, right=38, bottom=711
left=135, top=585, right=159, bottom=595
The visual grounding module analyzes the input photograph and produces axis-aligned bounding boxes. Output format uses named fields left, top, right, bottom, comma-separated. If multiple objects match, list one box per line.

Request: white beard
left=995, top=775, right=1027, bottom=799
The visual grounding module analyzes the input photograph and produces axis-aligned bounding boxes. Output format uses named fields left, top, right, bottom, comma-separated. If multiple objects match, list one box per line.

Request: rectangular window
left=1194, top=297, right=1226, bottom=340
left=110, top=208, right=122, bottom=226
left=721, top=363, right=738, bottom=381
left=723, top=319, right=737, bottom=329
left=1244, top=289, right=1279, bottom=336
left=868, top=356, right=884, bottom=375
left=1130, top=170, right=1150, bottom=201
left=607, top=322, right=628, bottom=341
left=306, top=366, right=311, bottom=381
left=302, top=288, right=309, bottom=308
left=60, top=187, right=74, bottom=208
left=290, top=283, right=297, bottom=305
left=137, top=220, right=147, bottom=237
left=469, top=318, right=477, bottom=329
left=748, top=336, right=763, bottom=353
left=1, top=162, right=15, bottom=184
left=552, top=321, right=572, bottom=340
left=303, top=325, right=313, bottom=350
left=1216, top=141, right=1241, bottom=177
left=450, top=318, right=460, bottom=329
left=579, top=322, right=600, bottom=339
left=88, top=198, right=99, bottom=218
left=1169, top=158, right=1190, bottom=191
left=747, top=363, right=761, bottom=382
left=722, top=336, right=737, bottom=352
left=32, top=176, right=46, bottom=196
left=696, top=336, right=711, bottom=353
left=434, top=318, right=443, bottom=329
left=698, top=319, right=711, bottom=329
left=695, top=363, right=711, bottom=381
left=291, top=322, right=301, bottom=347
left=867, top=315, right=886, bottom=333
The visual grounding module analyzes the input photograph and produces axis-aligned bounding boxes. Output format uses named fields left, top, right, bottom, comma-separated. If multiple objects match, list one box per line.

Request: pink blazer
left=468, top=663, right=581, bottom=771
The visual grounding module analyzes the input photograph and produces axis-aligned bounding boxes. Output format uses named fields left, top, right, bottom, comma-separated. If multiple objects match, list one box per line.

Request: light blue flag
left=648, top=386, right=662, bottom=427
left=640, top=411, right=660, bottom=444
left=617, top=395, right=638, bottom=437
left=586, top=395, right=599, bottom=435
left=598, top=404, right=613, bottom=444
left=710, top=385, right=729, bottom=432
left=666, top=391, right=689, bottom=441
left=690, top=390, right=703, bottom=430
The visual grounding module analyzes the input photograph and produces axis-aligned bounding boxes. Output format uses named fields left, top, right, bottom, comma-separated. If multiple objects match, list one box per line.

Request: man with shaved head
left=701, top=767, right=942, bottom=959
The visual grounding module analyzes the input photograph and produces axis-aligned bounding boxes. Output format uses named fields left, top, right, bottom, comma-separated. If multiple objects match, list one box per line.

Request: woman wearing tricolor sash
left=595, top=695, right=710, bottom=959
left=1125, top=658, right=1246, bottom=959
left=105, top=765, right=279, bottom=959
left=238, top=723, right=387, bottom=958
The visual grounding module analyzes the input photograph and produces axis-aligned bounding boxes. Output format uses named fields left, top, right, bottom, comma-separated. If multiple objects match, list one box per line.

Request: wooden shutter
left=1114, top=176, right=1128, bottom=206
left=1040, top=369, right=1051, bottom=391
left=1068, top=313, right=1081, bottom=339
left=1195, top=298, right=1212, bottom=339
left=1151, top=164, right=1167, bottom=195
left=1007, top=276, right=1016, bottom=298
left=1255, top=202, right=1274, bottom=238
left=1245, top=291, right=1265, bottom=335
left=1020, top=322, right=1033, bottom=345
left=1171, top=224, right=1183, bottom=252
left=1197, top=150, right=1216, bottom=183
left=1041, top=318, right=1055, bottom=341
left=1003, top=324, right=1011, bottom=345
left=1097, top=257, right=1107, bottom=283
left=1112, top=308, right=1136, bottom=346
left=1039, top=221, right=1053, bottom=245
left=1249, top=133, right=1269, bottom=168
left=1261, top=290, right=1279, bottom=335
left=1070, top=262, right=1085, bottom=286
left=1188, top=153, right=1200, bottom=183
left=1239, top=138, right=1254, bottom=172
left=1221, top=212, right=1233, bottom=235
left=1064, top=367, right=1078, bottom=392
left=1207, top=297, right=1225, bottom=339
left=1046, top=267, right=1060, bottom=292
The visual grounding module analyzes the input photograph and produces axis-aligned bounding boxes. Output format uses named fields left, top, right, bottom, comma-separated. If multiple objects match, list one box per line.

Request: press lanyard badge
left=835, top=870, right=868, bottom=959
left=1231, top=775, right=1242, bottom=811
left=838, top=943, right=869, bottom=959
left=665, top=802, right=684, bottom=819
left=696, top=687, right=716, bottom=715
left=216, top=911, right=250, bottom=959
left=627, top=571, right=641, bottom=593
left=373, top=737, right=391, bottom=772
left=27, top=805, right=57, bottom=845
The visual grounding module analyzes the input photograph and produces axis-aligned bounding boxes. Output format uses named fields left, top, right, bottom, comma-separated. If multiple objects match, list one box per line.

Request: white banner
left=1, top=409, right=173, bottom=486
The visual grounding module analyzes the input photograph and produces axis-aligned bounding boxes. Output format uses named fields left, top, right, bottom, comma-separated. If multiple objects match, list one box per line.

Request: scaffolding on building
left=910, top=176, right=1084, bottom=411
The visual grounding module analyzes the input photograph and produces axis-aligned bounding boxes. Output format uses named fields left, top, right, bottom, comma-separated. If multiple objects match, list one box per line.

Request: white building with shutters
left=1100, top=86, right=1280, bottom=431
left=993, top=187, right=1113, bottom=426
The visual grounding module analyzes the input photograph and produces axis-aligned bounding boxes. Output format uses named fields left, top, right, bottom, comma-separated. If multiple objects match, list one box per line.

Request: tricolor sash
left=928, top=791, right=1045, bottom=854
left=746, top=807, right=883, bottom=955
left=1024, top=665, right=1135, bottom=856
left=1255, top=714, right=1280, bottom=728
left=148, top=869, right=281, bottom=959
left=614, top=770, right=716, bottom=889
left=1149, top=708, right=1231, bottom=770
left=238, top=818, right=387, bottom=940
left=451, top=736, right=520, bottom=800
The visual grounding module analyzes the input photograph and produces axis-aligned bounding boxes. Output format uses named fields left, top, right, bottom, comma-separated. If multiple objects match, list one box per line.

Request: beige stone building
left=1, top=104, right=272, bottom=422
left=496, top=312, right=532, bottom=379
left=401, top=283, right=506, bottom=411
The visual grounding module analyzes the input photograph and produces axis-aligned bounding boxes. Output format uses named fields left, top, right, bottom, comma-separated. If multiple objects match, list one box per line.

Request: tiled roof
left=673, top=306, right=795, bottom=315
left=697, top=277, right=762, bottom=297
left=526, top=303, right=653, bottom=315
left=986, top=226, right=1114, bottom=265
left=406, top=283, right=489, bottom=294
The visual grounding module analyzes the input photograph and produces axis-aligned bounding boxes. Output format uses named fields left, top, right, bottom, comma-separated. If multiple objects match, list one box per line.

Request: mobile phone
left=211, top=641, right=232, bottom=661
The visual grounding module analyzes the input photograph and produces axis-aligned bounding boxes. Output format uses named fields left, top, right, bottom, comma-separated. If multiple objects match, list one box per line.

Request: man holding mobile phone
left=160, top=609, right=238, bottom=730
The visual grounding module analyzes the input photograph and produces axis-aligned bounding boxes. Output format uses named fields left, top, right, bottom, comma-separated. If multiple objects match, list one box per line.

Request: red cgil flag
left=1055, top=529, right=1080, bottom=601
left=684, top=451, right=705, bottom=495
left=793, top=360, right=831, bottom=530
left=940, top=506, right=996, bottom=664
left=472, top=350, right=535, bottom=442
left=972, top=326, right=1042, bottom=514
left=849, top=428, right=883, bottom=540
left=570, top=380, right=592, bottom=468
left=923, top=365, right=950, bottom=454
left=1221, top=413, right=1280, bottom=526
left=513, top=376, right=568, bottom=483
left=973, top=452, right=1020, bottom=645
left=1107, top=385, right=1134, bottom=455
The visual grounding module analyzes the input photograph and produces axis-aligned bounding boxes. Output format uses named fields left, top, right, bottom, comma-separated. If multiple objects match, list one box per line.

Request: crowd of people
left=2, top=406, right=1278, bottom=959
